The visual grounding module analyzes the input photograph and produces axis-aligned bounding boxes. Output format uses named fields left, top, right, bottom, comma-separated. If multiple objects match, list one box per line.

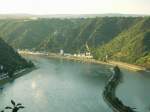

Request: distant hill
left=0, top=38, right=34, bottom=77
left=0, top=17, right=149, bottom=68
left=0, top=13, right=149, bottom=19
left=0, top=14, right=34, bottom=19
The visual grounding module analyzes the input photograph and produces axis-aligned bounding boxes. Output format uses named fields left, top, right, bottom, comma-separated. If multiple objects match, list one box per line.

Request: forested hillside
left=93, top=17, right=150, bottom=68
left=0, top=38, right=34, bottom=77
left=0, top=17, right=149, bottom=68
left=0, top=17, right=140, bottom=53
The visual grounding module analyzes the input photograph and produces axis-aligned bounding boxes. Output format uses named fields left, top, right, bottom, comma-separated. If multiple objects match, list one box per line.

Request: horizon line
left=0, top=13, right=150, bottom=16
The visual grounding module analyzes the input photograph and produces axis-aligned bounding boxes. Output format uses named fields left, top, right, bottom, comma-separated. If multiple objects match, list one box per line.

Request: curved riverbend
left=1, top=56, right=150, bottom=112
left=0, top=56, right=112, bottom=112
left=103, top=66, right=136, bottom=112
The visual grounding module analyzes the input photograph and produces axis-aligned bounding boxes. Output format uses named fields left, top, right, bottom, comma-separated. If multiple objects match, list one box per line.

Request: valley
left=0, top=17, right=149, bottom=68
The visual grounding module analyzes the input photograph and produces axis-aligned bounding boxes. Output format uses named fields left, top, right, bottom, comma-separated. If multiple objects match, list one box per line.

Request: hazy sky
left=0, top=0, right=150, bottom=14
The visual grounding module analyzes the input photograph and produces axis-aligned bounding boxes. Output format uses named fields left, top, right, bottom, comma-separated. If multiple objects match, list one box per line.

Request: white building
left=0, top=65, right=3, bottom=70
left=64, top=53, right=72, bottom=57
left=60, top=49, right=64, bottom=55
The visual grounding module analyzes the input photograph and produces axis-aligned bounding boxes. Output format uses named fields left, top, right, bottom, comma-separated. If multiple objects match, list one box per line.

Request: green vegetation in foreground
left=0, top=38, right=34, bottom=78
left=0, top=17, right=149, bottom=68
left=1, top=100, right=25, bottom=112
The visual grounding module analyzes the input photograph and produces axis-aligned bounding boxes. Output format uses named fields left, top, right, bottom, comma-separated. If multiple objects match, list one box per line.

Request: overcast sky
left=0, top=0, right=150, bottom=15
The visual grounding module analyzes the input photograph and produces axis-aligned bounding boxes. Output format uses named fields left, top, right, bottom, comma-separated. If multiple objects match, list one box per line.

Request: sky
left=0, top=0, right=150, bottom=15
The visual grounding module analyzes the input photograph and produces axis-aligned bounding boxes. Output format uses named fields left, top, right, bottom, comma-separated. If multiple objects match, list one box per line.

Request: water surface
left=116, top=69, right=150, bottom=112
left=0, top=56, right=112, bottom=112
left=0, top=55, right=150, bottom=112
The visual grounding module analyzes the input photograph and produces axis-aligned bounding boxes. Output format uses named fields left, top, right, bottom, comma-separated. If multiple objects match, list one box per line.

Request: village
left=18, top=42, right=94, bottom=59
left=18, top=47, right=93, bottom=59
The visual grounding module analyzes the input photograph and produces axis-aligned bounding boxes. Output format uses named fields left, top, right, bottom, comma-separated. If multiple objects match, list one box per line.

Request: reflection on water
left=31, top=80, right=36, bottom=89
left=116, top=69, right=150, bottom=112
left=0, top=55, right=150, bottom=112
left=0, top=56, right=112, bottom=112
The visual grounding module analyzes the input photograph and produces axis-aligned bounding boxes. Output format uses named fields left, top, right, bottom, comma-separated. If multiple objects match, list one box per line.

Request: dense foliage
left=0, top=17, right=149, bottom=68
left=0, top=38, right=34, bottom=77
left=0, top=18, right=137, bottom=53
left=93, top=17, right=150, bottom=68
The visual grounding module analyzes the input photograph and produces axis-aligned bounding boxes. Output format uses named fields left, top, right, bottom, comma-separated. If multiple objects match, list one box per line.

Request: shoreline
left=103, top=66, right=136, bottom=112
left=20, top=52, right=146, bottom=72
left=0, top=67, right=36, bottom=87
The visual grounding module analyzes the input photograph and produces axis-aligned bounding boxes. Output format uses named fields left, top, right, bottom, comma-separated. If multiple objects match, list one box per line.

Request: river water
left=0, top=55, right=150, bottom=112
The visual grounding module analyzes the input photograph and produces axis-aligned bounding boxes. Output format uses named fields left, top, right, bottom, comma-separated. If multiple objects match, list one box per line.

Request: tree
left=1, top=100, right=25, bottom=112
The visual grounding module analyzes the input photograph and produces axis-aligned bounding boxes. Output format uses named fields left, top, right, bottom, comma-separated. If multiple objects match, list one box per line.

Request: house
left=60, top=49, right=64, bottom=55
left=64, top=53, right=71, bottom=57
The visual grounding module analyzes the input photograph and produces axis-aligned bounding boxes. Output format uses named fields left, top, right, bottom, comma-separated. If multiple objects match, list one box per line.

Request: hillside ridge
left=0, top=17, right=149, bottom=68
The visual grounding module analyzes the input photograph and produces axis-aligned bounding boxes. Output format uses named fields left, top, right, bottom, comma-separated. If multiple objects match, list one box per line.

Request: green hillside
left=0, top=17, right=140, bottom=53
left=0, top=19, right=85, bottom=52
left=0, top=38, right=34, bottom=77
left=0, top=17, right=149, bottom=68
left=93, top=17, right=150, bottom=68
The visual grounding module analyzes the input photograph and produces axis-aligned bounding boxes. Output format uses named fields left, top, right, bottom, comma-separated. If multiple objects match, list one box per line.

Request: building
left=60, top=49, right=64, bottom=55
left=64, top=53, right=72, bottom=57
left=85, top=52, right=91, bottom=56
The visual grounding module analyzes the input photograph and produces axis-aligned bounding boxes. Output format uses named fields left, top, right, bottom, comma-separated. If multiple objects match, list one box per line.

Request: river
left=0, top=55, right=150, bottom=112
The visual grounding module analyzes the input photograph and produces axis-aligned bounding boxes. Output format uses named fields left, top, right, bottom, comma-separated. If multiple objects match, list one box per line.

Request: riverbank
left=19, top=51, right=146, bottom=72
left=0, top=67, right=36, bottom=86
left=103, top=66, right=136, bottom=112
